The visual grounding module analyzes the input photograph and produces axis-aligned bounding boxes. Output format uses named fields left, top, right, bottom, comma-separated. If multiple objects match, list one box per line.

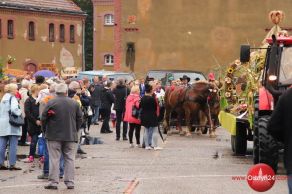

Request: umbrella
left=34, top=70, right=55, bottom=78
left=5, top=74, right=16, bottom=78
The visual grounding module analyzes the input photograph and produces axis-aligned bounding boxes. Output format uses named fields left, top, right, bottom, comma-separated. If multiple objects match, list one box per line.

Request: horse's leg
left=164, top=107, right=171, bottom=135
left=176, top=111, right=184, bottom=135
left=194, top=111, right=202, bottom=135
left=199, top=110, right=208, bottom=134
left=205, top=108, right=216, bottom=138
left=184, top=106, right=192, bottom=137
left=163, top=108, right=168, bottom=133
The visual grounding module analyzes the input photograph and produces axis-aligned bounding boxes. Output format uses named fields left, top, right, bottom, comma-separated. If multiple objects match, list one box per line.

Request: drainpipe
left=82, top=19, right=86, bottom=71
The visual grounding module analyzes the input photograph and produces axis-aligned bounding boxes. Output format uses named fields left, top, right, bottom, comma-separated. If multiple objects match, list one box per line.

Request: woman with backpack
left=124, top=85, right=141, bottom=148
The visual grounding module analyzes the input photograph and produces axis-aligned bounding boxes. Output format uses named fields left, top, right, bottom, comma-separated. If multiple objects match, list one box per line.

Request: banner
left=3, top=68, right=28, bottom=77
left=38, top=64, right=58, bottom=74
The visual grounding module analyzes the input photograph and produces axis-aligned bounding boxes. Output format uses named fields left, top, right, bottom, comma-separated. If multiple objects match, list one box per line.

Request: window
left=7, top=20, right=14, bottom=39
left=49, top=23, right=54, bottom=42
left=70, top=25, right=75, bottom=43
left=104, top=54, right=114, bottom=65
left=0, top=19, right=2, bottom=38
left=28, top=21, right=35, bottom=40
left=59, top=24, right=65, bottom=42
left=104, top=14, right=114, bottom=25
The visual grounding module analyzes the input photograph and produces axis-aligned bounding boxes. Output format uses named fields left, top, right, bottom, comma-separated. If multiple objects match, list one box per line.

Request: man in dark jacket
left=90, top=76, right=103, bottom=125
left=100, top=82, right=115, bottom=133
left=113, top=78, right=130, bottom=140
left=267, top=88, right=292, bottom=194
left=41, top=83, right=82, bottom=190
left=139, top=78, right=146, bottom=97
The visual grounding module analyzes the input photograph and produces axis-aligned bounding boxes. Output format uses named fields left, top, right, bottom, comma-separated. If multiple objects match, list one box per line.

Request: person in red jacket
left=259, top=86, right=274, bottom=111
left=124, top=85, right=141, bottom=148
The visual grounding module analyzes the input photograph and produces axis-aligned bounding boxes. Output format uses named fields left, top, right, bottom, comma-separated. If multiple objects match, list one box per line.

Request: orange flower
left=42, top=95, right=54, bottom=104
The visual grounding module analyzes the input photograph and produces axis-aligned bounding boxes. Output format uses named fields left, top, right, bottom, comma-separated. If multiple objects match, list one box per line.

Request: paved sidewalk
left=0, top=125, right=288, bottom=194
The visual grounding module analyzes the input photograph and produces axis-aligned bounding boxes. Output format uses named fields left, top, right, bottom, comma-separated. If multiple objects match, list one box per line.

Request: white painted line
left=0, top=183, right=43, bottom=189
left=0, top=180, right=114, bottom=189
left=137, top=174, right=247, bottom=180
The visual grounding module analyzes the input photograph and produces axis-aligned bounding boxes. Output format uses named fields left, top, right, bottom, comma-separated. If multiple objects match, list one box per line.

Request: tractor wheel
left=233, top=121, right=247, bottom=155
left=253, top=96, right=259, bottom=164
left=258, top=116, right=279, bottom=173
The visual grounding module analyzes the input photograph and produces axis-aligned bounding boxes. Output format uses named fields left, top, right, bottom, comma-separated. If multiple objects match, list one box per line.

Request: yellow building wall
left=120, top=0, right=292, bottom=78
left=93, top=4, right=115, bottom=71
left=0, top=9, right=84, bottom=74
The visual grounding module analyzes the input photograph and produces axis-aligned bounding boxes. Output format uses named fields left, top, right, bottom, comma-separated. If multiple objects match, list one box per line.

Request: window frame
left=69, top=25, right=75, bottom=43
left=7, top=20, right=14, bottom=39
left=59, top=24, right=65, bottom=43
left=28, top=21, right=35, bottom=41
left=104, top=14, right=114, bottom=26
left=104, top=54, right=114, bottom=66
left=49, top=23, right=55, bottom=42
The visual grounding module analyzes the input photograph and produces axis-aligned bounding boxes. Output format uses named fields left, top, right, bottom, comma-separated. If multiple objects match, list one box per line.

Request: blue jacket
left=0, top=93, right=22, bottom=136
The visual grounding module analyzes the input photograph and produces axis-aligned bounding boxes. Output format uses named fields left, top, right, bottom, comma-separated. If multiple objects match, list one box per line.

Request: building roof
left=0, top=0, right=86, bottom=16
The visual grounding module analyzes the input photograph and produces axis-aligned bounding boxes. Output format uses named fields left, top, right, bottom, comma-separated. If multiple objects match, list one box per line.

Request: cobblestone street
left=0, top=125, right=288, bottom=194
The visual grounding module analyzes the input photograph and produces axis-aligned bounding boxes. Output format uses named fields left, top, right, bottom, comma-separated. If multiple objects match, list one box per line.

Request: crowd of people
left=0, top=74, right=167, bottom=189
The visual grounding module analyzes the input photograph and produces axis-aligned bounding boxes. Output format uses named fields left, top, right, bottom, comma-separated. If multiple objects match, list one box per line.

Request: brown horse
left=164, top=81, right=220, bottom=138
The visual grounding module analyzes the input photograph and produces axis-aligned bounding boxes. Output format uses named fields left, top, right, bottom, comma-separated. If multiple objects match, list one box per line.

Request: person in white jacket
left=0, top=83, right=22, bottom=170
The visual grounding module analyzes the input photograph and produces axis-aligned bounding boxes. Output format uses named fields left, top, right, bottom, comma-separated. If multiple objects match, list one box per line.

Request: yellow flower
left=227, top=87, right=233, bottom=91
left=227, top=68, right=234, bottom=74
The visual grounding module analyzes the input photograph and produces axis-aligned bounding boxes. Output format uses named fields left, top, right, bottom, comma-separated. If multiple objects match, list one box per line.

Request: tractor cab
left=265, top=36, right=292, bottom=87
left=241, top=35, right=292, bottom=103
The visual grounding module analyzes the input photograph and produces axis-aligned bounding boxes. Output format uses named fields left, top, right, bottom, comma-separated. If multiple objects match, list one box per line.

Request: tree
left=73, top=0, right=93, bottom=70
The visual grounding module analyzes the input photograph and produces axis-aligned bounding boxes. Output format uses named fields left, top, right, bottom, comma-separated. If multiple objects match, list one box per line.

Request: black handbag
left=8, top=96, right=25, bottom=127
left=132, top=105, right=140, bottom=119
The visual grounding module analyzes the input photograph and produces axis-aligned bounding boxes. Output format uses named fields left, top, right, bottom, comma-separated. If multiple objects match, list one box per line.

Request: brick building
left=92, top=0, right=292, bottom=77
left=0, top=0, right=86, bottom=75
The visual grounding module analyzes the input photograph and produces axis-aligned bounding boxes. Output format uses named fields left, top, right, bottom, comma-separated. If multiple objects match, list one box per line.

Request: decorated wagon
left=218, top=11, right=292, bottom=172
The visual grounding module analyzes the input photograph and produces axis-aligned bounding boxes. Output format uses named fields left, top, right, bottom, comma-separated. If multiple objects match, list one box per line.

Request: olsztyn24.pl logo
left=247, top=163, right=275, bottom=192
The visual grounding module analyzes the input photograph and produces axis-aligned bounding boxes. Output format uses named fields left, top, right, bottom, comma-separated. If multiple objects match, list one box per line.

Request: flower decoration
left=42, top=95, right=55, bottom=104
left=227, top=68, right=234, bottom=74
left=7, top=55, right=16, bottom=64
left=225, top=77, right=232, bottom=84
left=278, top=30, right=288, bottom=37
left=3, top=75, right=9, bottom=80
left=269, top=10, right=284, bottom=25
left=225, top=92, right=231, bottom=98
left=47, top=110, right=56, bottom=116
left=234, top=59, right=241, bottom=66
left=227, top=86, right=233, bottom=92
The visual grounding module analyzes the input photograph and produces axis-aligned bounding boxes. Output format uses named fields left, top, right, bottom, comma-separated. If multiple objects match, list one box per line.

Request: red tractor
left=240, top=35, right=292, bottom=172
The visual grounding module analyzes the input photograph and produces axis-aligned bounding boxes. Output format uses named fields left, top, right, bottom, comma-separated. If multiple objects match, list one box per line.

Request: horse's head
left=207, top=83, right=220, bottom=117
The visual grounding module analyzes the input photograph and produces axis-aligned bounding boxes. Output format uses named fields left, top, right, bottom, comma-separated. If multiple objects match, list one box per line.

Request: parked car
left=146, top=70, right=206, bottom=86
left=77, top=70, right=135, bottom=83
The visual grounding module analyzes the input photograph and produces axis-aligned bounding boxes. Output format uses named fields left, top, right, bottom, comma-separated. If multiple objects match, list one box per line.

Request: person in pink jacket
left=124, top=85, right=141, bottom=148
